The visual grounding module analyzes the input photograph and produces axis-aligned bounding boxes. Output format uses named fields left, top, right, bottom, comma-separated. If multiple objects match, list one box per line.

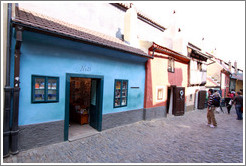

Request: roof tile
left=13, top=7, right=150, bottom=58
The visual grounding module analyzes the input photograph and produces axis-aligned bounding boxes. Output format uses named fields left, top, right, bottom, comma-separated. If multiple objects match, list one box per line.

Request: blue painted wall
left=12, top=31, right=147, bottom=125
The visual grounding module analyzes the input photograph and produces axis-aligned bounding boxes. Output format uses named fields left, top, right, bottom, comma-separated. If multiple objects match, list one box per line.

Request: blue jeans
left=235, top=105, right=243, bottom=120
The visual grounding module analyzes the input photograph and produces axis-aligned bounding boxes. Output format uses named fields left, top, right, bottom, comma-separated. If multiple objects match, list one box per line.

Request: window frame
left=114, top=79, right=128, bottom=108
left=156, top=86, right=165, bottom=102
left=197, top=62, right=202, bottom=71
left=168, top=57, right=175, bottom=73
left=32, top=75, right=59, bottom=103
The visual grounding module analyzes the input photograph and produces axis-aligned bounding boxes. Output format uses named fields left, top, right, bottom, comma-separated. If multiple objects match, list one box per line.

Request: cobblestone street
left=3, top=107, right=244, bottom=163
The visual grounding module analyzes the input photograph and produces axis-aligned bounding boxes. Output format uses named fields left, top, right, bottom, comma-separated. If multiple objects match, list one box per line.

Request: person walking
left=233, top=91, right=243, bottom=120
left=226, top=91, right=234, bottom=114
left=207, top=89, right=217, bottom=128
left=214, top=90, right=223, bottom=113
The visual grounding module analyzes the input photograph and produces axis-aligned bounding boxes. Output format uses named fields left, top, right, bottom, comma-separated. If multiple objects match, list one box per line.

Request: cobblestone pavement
left=3, top=107, right=244, bottom=163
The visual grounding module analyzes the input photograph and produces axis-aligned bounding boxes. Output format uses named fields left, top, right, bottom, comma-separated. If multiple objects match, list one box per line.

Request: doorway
left=167, top=87, right=171, bottom=114
left=64, top=74, right=103, bottom=141
left=167, top=86, right=185, bottom=116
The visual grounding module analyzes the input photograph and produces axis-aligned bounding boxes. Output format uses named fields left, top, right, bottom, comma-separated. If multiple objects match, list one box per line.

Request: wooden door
left=89, top=79, right=102, bottom=131
left=198, top=90, right=207, bottom=109
left=173, top=86, right=185, bottom=116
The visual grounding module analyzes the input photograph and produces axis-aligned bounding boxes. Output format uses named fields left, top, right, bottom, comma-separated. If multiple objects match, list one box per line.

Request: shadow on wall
left=116, top=28, right=123, bottom=40
left=168, top=68, right=183, bottom=87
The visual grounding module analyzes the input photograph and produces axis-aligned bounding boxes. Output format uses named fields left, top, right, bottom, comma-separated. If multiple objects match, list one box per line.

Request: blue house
left=8, top=7, right=151, bottom=151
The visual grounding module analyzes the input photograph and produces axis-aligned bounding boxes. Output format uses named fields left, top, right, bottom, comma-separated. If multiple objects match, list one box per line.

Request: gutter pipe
left=3, top=3, right=13, bottom=158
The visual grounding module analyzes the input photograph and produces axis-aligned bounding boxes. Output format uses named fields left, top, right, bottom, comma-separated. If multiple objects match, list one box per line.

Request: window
left=157, top=89, right=163, bottom=100
left=114, top=80, right=128, bottom=107
left=168, top=57, right=175, bottom=73
left=32, top=75, right=59, bottom=103
left=156, top=86, right=165, bottom=102
left=197, top=62, right=202, bottom=71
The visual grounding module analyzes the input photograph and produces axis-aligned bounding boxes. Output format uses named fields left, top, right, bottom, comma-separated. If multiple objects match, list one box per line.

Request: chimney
left=124, top=3, right=139, bottom=47
left=228, top=60, right=232, bottom=72
left=201, top=37, right=205, bottom=52
left=169, top=10, right=178, bottom=38
left=163, top=10, right=176, bottom=49
left=234, top=61, right=238, bottom=75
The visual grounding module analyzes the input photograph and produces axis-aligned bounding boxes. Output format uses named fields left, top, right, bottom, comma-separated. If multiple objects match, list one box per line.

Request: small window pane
left=115, top=98, right=121, bottom=107
left=35, top=78, right=45, bottom=89
left=115, top=89, right=121, bottom=98
left=34, top=89, right=45, bottom=101
left=122, top=89, right=127, bottom=97
left=121, top=98, right=127, bottom=106
left=116, top=81, right=121, bottom=89
left=48, top=79, right=57, bottom=90
left=47, top=79, right=57, bottom=101
left=123, top=81, right=127, bottom=89
left=34, top=78, right=45, bottom=101
left=48, top=89, right=57, bottom=101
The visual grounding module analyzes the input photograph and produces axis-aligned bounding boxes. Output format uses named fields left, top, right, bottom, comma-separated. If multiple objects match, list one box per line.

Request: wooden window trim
left=114, top=79, right=128, bottom=108
left=32, top=75, right=59, bottom=103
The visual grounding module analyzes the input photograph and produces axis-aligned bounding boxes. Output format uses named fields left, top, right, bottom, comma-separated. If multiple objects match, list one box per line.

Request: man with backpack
left=213, top=90, right=223, bottom=113
left=207, top=89, right=217, bottom=128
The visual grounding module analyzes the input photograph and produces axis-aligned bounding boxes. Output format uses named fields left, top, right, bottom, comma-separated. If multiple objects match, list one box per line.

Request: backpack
left=213, top=96, right=221, bottom=107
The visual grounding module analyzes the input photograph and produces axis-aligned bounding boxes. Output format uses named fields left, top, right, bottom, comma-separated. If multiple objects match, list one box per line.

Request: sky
left=134, top=1, right=245, bottom=70
left=2, top=1, right=245, bottom=69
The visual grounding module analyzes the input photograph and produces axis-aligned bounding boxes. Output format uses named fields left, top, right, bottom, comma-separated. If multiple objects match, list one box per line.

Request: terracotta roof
left=187, top=44, right=211, bottom=61
left=149, top=42, right=190, bottom=63
left=111, top=3, right=166, bottom=31
left=12, top=7, right=151, bottom=58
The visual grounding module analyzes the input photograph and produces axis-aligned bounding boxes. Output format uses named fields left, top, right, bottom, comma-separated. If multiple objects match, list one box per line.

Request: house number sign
left=180, top=90, right=184, bottom=99
left=80, top=65, right=91, bottom=72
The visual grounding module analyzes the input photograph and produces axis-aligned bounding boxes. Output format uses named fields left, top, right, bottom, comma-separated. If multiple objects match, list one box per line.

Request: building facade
left=206, top=57, right=232, bottom=98
left=6, top=5, right=154, bottom=152
left=144, top=42, right=189, bottom=118
left=3, top=2, right=221, bottom=155
left=229, top=61, right=243, bottom=94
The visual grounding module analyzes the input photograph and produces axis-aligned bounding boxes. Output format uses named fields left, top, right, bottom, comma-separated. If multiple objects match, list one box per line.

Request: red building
left=144, top=42, right=190, bottom=119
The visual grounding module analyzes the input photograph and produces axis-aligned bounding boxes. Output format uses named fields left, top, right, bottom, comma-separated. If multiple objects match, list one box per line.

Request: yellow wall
left=235, top=80, right=243, bottom=93
left=207, top=61, right=222, bottom=80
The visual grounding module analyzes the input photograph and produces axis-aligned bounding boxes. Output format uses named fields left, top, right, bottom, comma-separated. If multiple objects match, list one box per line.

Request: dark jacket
left=233, top=95, right=243, bottom=106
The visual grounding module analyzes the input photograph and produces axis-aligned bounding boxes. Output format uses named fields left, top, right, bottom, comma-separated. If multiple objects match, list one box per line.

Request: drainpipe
left=10, top=25, right=23, bottom=155
left=152, top=48, right=156, bottom=58
left=3, top=3, right=13, bottom=158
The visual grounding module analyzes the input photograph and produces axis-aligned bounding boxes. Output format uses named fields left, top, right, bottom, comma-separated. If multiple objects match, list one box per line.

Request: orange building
left=144, top=42, right=190, bottom=119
